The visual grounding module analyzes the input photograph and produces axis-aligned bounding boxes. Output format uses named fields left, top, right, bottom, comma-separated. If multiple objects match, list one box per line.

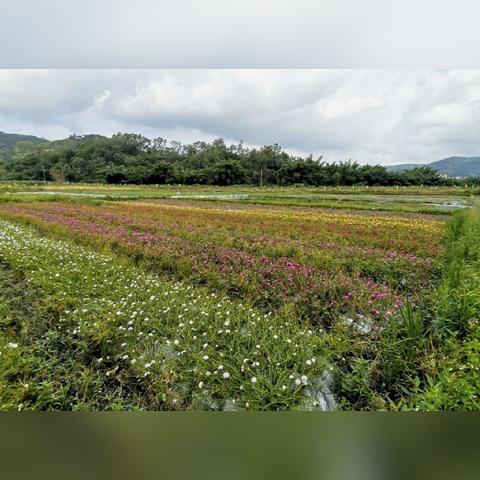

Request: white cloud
left=1, top=69, right=480, bottom=165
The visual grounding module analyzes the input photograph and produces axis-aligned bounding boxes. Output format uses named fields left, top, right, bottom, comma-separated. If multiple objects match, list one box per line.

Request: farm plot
left=0, top=219, right=331, bottom=411
left=0, top=200, right=453, bottom=410
left=0, top=201, right=444, bottom=323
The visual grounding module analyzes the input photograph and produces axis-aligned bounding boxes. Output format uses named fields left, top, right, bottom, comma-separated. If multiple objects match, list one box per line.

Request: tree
left=5, top=132, right=459, bottom=187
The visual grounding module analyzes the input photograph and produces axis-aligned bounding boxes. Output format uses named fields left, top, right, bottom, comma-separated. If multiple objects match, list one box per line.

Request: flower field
left=0, top=219, right=333, bottom=410
left=0, top=201, right=443, bottom=323
left=2, top=195, right=478, bottom=410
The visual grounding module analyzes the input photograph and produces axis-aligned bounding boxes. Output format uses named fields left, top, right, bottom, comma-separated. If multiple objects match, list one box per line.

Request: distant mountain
left=0, top=131, right=48, bottom=153
left=388, top=156, right=480, bottom=177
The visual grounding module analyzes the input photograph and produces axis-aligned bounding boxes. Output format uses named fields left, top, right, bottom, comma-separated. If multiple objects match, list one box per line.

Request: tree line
left=2, top=133, right=478, bottom=186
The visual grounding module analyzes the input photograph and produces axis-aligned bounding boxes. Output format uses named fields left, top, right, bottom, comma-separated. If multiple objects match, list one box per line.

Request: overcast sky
left=1, top=69, right=480, bottom=165
left=3, top=1, right=480, bottom=69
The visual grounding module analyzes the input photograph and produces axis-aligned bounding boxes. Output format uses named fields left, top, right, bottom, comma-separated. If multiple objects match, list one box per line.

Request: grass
left=0, top=183, right=475, bottom=215
left=402, top=205, right=480, bottom=409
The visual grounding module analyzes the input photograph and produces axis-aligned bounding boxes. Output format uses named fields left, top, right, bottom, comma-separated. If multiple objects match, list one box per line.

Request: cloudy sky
left=1, top=69, right=480, bottom=165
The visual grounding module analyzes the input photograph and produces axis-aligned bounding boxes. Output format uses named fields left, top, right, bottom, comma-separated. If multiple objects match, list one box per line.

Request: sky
left=1, top=69, right=480, bottom=165
left=2, top=1, right=480, bottom=69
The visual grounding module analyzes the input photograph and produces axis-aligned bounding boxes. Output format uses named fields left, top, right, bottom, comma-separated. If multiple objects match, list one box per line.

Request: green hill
left=389, top=157, right=480, bottom=177
left=0, top=131, right=47, bottom=153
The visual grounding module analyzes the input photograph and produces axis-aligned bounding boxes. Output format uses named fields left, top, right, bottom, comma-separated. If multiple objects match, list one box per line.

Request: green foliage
left=405, top=206, right=480, bottom=409
left=433, top=207, right=480, bottom=336
left=416, top=336, right=480, bottom=410
left=3, top=132, right=472, bottom=187
left=0, top=132, right=49, bottom=180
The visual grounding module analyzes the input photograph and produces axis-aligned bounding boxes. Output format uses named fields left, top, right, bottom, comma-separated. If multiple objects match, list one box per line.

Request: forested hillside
left=0, top=131, right=48, bottom=179
left=0, top=131, right=47, bottom=153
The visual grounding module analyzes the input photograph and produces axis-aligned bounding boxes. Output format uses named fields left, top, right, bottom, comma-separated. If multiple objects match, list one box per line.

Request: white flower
left=198, top=381, right=204, bottom=389
left=295, top=378, right=302, bottom=386
left=174, top=339, right=179, bottom=345
left=202, top=355, right=209, bottom=360
left=7, top=342, right=18, bottom=349
left=301, top=375, right=308, bottom=384
left=222, top=372, right=230, bottom=379
left=121, top=342, right=127, bottom=347
left=251, top=377, right=257, bottom=383
left=218, top=365, right=224, bottom=370
left=306, top=360, right=312, bottom=366
left=282, top=385, right=287, bottom=390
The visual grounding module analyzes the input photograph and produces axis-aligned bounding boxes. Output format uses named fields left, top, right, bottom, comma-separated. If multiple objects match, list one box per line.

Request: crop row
left=0, top=202, right=444, bottom=323
left=0, top=218, right=338, bottom=410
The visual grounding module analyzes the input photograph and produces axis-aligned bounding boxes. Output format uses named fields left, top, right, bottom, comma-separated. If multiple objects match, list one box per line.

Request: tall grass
left=410, top=203, right=480, bottom=409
